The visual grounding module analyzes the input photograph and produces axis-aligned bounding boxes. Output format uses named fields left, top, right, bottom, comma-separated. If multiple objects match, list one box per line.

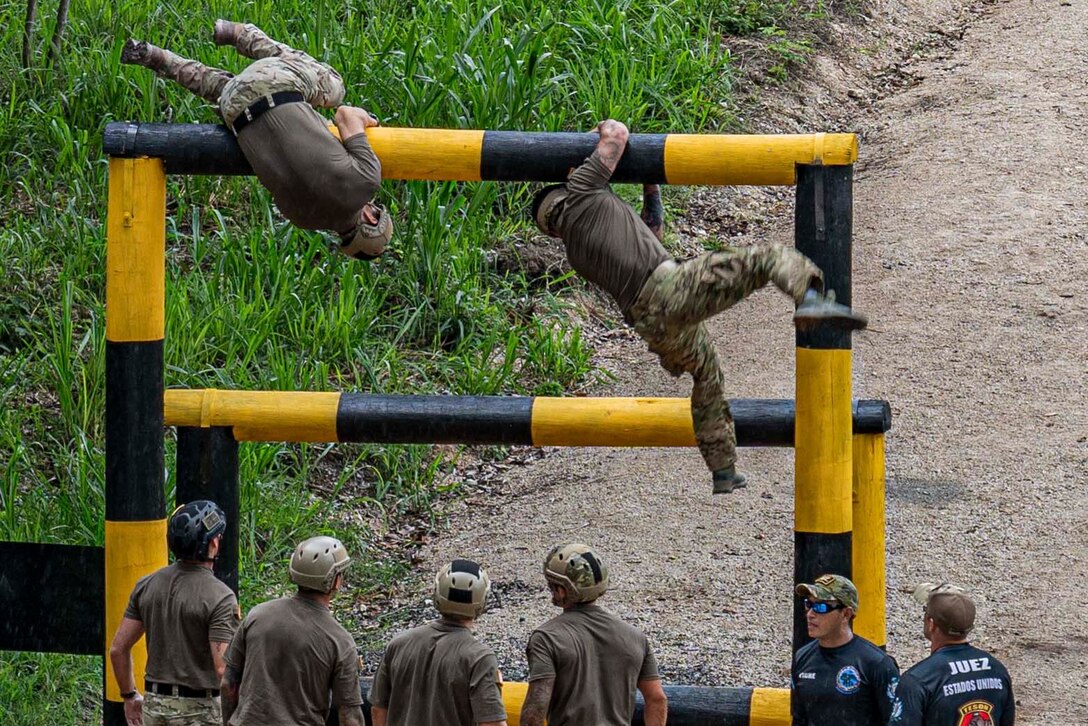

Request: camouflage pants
left=152, top=24, right=345, bottom=126
left=142, top=692, right=221, bottom=725
left=628, top=245, right=822, bottom=473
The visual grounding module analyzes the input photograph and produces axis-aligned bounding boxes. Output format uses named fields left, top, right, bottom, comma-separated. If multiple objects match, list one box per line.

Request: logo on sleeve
left=835, top=665, right=861, bottom=694
left=957, top=700, right=995, bottom=725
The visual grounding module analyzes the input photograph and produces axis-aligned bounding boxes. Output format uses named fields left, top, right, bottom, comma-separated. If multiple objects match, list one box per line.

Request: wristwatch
left=121, top=690, right=138, bottom=700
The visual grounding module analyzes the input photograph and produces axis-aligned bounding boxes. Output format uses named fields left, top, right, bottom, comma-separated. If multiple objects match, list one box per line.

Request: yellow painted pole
left=852, top=433, right=886, bottom=646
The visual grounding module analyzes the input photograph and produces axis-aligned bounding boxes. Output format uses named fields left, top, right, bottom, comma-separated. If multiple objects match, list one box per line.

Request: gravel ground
left=360, top=0, right=1088, bottom=719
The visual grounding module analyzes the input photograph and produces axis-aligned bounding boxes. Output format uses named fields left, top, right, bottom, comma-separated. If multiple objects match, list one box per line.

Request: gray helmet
left=544, top=543, right=608, bottom=603
left=433, top=559, right=491, bottom=619
left=289, top=536, right=351, bottom=593
left=167, top=500, right=226, bottom=561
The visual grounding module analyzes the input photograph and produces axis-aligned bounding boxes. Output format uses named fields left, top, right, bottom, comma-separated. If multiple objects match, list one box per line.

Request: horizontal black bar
left=481, top=130, right=667, bottom=184
left=0, top=542, right=104, bottom=655
left=337, top=395, right=534, bottom=445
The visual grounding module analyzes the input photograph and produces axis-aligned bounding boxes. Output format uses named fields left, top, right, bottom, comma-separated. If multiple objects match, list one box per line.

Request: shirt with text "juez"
left=889, top=643, right=1014, bottom=726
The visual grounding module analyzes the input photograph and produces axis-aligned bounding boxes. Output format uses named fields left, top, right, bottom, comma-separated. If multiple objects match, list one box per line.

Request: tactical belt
left=231, top=91, right=305, bottom=134
left=145, top=680, right=220, bottom=699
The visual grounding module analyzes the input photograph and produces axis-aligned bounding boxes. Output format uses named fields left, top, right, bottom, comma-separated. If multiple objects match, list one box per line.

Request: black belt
left=230, top=91, right=305, bottom=134
left=145, top=680, right=220, bottom=698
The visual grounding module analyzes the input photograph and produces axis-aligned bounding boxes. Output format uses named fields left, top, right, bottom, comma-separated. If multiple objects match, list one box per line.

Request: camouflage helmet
left=289, top=536, right=351, bottom=593
left=433, top=559, right=491, bottom=619
left=167, top=500, right=226, bottom=561
left=543, top=543, right=609, bottom=603
left=340, top=204, right=392, bottom=261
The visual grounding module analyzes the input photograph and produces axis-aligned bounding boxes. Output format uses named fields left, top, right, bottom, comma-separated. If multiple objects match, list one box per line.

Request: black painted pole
left=176, top=427, right=240, bottom=593
left=792, top=163, right=855, bottom=653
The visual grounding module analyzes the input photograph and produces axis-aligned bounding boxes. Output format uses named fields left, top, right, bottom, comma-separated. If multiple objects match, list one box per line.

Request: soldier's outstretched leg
left=213, top=20, right=344, bottom=108
left=632, top=316, right=746, bottom=494
left=120, top=40, right=233, bottom=105
left=640, top=245, right=865, bottom=331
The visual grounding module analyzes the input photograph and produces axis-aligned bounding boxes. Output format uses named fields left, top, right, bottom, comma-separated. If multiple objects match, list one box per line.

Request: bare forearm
left=339, top=705, right=366, bottom=726
left=109, top=649, right=135, bottom=693
left=519, top=679, right=553, bottom=726
left=220, top=669, right=240, bottom=726
left=641, top=183, right=664, bottom=240
left=643, top=698, right=667, bottom=726
left=370, top=705, right=388, bottom=726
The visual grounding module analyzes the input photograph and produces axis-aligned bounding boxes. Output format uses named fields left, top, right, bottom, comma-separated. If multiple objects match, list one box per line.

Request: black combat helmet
left=167, top=500, right=226, bottom=561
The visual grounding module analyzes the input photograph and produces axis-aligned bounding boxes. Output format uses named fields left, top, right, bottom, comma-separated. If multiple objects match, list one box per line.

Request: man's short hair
left=532, top=184, right=568, bottom=233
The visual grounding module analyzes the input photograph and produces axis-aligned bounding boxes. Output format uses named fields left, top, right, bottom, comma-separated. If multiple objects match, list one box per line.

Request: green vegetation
left=1, top=0, right=821, bottom=719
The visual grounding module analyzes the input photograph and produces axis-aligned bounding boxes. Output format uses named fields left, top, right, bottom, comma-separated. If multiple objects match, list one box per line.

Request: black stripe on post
left=336, top=395, right=533, bottom=445
left=793, top=531, right=853, bottom=650
left=103, top=122, right=252, bottom=176
left=176, top=427, right=240, bottom=594
left=0, top=542, right=103, bottom=654
left=635, top=685, right=754, bottom=726
left=480, top=131, right=667, bottom=183
left=106, top=341, right=165, bottom=520
left=795, top=164, right=854, bottom=351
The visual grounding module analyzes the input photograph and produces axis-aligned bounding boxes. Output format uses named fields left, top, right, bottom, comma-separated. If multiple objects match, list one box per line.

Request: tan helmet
left=544, top=543, right=609, bottom=603
left=340, top=203, right=392, bottom=261
left=433, top=559, right=491, bottom=619
left=532, top=184, right=569, bottom=236
left=289, top=536, right=351, bottom=593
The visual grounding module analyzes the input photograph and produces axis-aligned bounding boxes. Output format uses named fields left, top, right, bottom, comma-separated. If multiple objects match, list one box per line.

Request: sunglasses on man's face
left=803, top=599, right=845, bottom=614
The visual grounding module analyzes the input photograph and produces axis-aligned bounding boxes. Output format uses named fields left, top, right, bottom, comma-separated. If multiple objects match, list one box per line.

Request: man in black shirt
left=889, top=583, right=1015, bottom=726
left=791, top=573, right=899, bottom=726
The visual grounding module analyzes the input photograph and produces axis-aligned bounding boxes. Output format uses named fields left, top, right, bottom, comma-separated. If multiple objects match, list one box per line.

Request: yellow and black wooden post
left=851, top=432, right=886, bottom=647
left=104, top=157, right=168, bottom=725
left=792, top=158, right=856, bottom=651
left=176, top=426, right=240, bottom=593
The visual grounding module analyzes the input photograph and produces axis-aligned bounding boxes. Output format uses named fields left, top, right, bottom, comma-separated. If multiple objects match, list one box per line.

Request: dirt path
left=391, top=0, right=1088, bottom=718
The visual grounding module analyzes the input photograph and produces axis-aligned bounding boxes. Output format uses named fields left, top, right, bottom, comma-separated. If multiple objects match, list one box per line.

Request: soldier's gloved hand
left=123, top=692, right=144, bottom=726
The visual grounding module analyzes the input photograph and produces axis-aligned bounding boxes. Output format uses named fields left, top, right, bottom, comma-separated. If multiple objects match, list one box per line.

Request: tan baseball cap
left=795, top=573, right=859, bottom=610
left=914, top=582, right=975, bottom=636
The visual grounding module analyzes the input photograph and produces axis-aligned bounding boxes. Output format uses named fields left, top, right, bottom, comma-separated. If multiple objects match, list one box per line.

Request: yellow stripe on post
left=852, top=433, right=886, bottom=646
left=749, top=687, right=791, bottom=726
left=531, top=397, right=696, bottom=447
left=164, top=389, right=340, bottom=442
left=104, top=519, right=167, bottom=701
left=794, top=348, right=853, bottom=533
left=664, top=134, right=857, bottom=186
left=366, top=127, right=485, bottom=181
left=500, top=681, right=529, bottom=726
left=106, top=157, right=166, bottom=342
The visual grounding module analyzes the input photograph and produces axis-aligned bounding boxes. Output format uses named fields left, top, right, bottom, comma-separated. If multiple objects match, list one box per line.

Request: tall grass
left=1, top=0, right=814, bottom=719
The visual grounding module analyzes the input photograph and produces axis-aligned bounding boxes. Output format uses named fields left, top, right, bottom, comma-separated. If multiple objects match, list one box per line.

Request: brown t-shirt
left=526, top=603, right=660, bottom=726
left=224, top=595, right=362, bottom=726
left=557, top=150, right=671, bottom=317
left=123, top=562, right=238, bottom=690
left=238, top=103, right=381, bottom=234
left=369, top=619, right=506, bottom=726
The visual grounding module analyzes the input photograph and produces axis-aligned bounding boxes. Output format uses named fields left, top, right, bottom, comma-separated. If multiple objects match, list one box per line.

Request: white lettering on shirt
left=942, top=678, right=1004, bottom=696
left=948, top=658, right=991, bottom=675
left=798, top=672, right=816, bottom=680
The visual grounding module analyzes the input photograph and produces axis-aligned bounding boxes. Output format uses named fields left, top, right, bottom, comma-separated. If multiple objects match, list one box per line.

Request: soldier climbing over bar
left=121, top=21, right=392, bottom=261
left=531, top=119, right=868, bottom=493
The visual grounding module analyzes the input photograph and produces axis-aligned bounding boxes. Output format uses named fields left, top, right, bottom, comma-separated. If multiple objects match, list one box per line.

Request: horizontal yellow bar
left=106, top=157, right=165, bottom=342
left=664, top=133, right=857, bottom=185
left=531, top=397, right=696, bottom=447
left=164, top=389, right=340, bottom=442
left=105, top=519, right=167, bottom=701
left=750, top=687, right=791, bottom=726
left=794, top=347, right=853, bottom=533
left=366, top=127, right=485, bottom=181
